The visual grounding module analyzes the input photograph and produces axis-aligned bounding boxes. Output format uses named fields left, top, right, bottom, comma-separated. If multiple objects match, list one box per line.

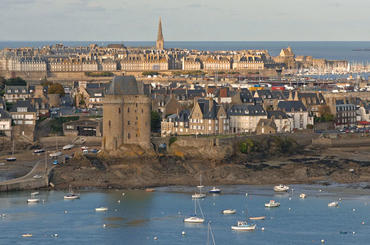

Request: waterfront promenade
left=0, top=159, right=52, bottom=192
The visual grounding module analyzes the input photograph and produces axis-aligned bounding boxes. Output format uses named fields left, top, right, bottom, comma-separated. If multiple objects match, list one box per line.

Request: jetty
left=0, top=160, right=54, bottom=192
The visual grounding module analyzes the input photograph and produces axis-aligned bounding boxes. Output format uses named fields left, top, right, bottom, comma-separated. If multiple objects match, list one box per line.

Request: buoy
left=361, top=221, right=365, bottom=225
left=245, top=193, right=248, bottom=197
left=64, top=210, right=68, bottom=214
left=339, top=198, right=342, bottom=201
left=321, top=239, right=325, bottom=243
left=103, top=224, right=107, bottom=228
left=115, top=209, right=118, bottom=212
left=353, top=208, right=356, bottom=212
left=319, top=189, right=322, bottom=192
left=182, top=231, right=186, bottom=235
left=122, top=193, right=125, bottom=196
left=117, top=200, right=120, bottom=203
left=352, top=232, right=356, bottom=235
left=178, top=211, right=181, bottom=215
left=213, top=202, right=215, bottom=206
left=53, top=234, right=58, bottom=237
left=288, top=208, right=291, bottom=211
left=289, top=197, right=292, bottom=200
left=154, top=236, right=158, bottom=240
left=261, top=227, right=265, bottom=231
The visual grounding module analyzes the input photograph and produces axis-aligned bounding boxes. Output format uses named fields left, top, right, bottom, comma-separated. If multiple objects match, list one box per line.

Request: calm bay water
left=1, top=184, right=370, bottom=244
left=0, top=41, right=370, bottom=63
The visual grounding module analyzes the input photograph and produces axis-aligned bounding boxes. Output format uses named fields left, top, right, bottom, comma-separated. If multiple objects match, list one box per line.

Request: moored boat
left=265, top=200, right=280, bottom=208
left=231, top=221, right=256, bottom=231
left=273, top=184, right=289, bottom=192
left=222, top=209, right=236, bottom=214
left=27, top=198, right=39, bottom=203
left=328, top=201, right=339, bottom=207
left=299, top=193, right=307, bottom=199
left=209, top=187, right=221, bottom=194
left=95, top=207, right=108, bottom=212
left=249, top=216, right=266, bottom=220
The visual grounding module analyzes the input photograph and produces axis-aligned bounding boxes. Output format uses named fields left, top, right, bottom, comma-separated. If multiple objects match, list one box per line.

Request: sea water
left=0, top=184, right=370, bottom=244
left=0, top=41, right=370, bottom=63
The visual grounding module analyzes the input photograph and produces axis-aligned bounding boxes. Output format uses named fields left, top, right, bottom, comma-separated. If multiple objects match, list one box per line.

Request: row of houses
left=160, top=97, right=311, bottom=137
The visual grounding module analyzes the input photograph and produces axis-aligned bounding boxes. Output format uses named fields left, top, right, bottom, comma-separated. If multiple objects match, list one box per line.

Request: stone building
left=102, top=76, right=151, bottom=151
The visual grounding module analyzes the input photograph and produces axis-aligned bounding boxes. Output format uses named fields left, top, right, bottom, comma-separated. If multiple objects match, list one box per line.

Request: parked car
left=90, top=149, right=98, bottom=153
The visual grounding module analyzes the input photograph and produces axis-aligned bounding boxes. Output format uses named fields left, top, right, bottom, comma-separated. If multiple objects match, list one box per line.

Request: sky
left=0, top=0, right=369, bottom=41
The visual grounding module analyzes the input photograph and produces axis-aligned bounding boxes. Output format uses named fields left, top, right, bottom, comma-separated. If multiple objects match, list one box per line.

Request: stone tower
left=102, top=76, right=151, bottom=151
left=156, top=17, right=164, bottom=50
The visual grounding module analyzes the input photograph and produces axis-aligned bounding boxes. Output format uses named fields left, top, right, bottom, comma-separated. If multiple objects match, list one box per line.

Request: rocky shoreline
left=49, top=144, right=370, bottom=190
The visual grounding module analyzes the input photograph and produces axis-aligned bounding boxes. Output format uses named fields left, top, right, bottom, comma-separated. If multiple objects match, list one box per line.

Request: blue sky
left=0, top=0, right=369, bottom=41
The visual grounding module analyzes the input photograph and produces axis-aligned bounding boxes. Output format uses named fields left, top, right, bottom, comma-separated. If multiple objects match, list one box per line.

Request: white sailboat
left=64, top=185, right=80, bottom=200
left=184, top=199, right=205, bottom=223
left=192, top=174, right=206, bottom=199
left=49, top=134, right=62, bottom=157
left=27, top=192, right=40, bottom=204
left=6, top=140, right=16, bottom=162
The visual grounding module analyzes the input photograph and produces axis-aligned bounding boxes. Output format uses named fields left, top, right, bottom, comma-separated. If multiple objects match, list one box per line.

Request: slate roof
left=0, top=108, right=11, bottom=119
left=5, top=85, right=29, bottom=94
left=106, top=76, right=144, bottom=95
left=9, top=99, right=36, bottom=112
left=277, top=101, right=307, bottom=112
left=267, top=110, right=290, bottom=119
left=228, top=104, right=266, bottom=116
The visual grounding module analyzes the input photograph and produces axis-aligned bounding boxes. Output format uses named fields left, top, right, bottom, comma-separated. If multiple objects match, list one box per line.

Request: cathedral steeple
left=156, top=17, right=164, bottom=50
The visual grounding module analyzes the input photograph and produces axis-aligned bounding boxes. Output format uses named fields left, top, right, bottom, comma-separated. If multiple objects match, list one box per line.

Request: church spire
left=156, top=17, right=164, bottom=50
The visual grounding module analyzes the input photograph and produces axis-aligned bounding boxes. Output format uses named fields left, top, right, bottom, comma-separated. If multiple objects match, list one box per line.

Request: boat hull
left=222, top=209, right=236, bottom=214
left=231, top=224, right=256, bottom=231
left=184, top=217, right=205, bottom=223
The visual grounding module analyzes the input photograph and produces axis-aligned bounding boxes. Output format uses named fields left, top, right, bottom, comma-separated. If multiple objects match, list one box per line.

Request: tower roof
left=107, top=76, right=144, bottom=95
left=157, top=17, right=164, bottom=41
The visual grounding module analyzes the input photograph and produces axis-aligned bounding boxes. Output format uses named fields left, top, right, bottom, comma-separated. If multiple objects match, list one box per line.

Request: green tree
left=48, top=83, right=65, bottom=96
left=151, top=111, right=161, bottom=133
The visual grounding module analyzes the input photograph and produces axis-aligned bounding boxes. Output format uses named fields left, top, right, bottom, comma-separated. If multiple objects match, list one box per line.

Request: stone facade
left=102, top=76, right=151, bottom=151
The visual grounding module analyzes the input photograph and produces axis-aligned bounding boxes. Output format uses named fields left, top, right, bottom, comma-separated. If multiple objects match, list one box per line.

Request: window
left=128, top=133, right=130, bottom=139
left=109, top=120, right=111, bottom=128
left=118, top=108, right=121, bottom=114
left=127, top=107, right=130, bottom=113
left=128, top=121, right=130, bottom=125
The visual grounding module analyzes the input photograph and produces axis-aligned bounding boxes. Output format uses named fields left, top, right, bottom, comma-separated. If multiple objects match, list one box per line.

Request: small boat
left=231, top=221, right=256, bottom=231
left=22, top=233, right=33, bottom=237
left=145, top=188, right=155, bottom=192
left=209, top=187, right=221, bottom=194
left=249, top=216, right=266, bottom=220
left=273, top=184, right=289, bottom=192
left=33, top=149, right=45, bottom=154
left=192, top=174, right=206, bottom=199
left=49, top=151, right=62, bottom=157
left=64, top=193, right=80, bottom=200
left=27, top=198, right=40, bottom=203
left=6, top=157, right=16, bottom=162
left=299, top=193, right=307, bottom=199
left=184, top=199, right=205, bottom=223
left=184, top=216, right=205, bottom=223
left=62, top=144, right=74, bottom=150
left=95, top=207, right=108, bottom=212
left=31, top=192, right=39, bottom=196
left=265, top=200, right=280, bottom=208
left=222, top=209, right=236, bottom=214
left=64, top=185, right=80, bottom=200
left=192, top=193, right=206, bottom=199
left=328, top=201, right=339, bottom=207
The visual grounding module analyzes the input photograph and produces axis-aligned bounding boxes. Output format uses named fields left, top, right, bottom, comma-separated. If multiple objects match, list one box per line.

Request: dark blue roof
left=277, top=101, right=307, bottom=112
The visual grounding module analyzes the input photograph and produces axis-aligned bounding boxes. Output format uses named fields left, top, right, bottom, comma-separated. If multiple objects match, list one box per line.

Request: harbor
left=1, top=185, right=370, bottom=244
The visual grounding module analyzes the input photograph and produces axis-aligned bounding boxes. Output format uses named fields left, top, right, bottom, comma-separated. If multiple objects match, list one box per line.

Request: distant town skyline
left=1, top=0, right=370, bottom=41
